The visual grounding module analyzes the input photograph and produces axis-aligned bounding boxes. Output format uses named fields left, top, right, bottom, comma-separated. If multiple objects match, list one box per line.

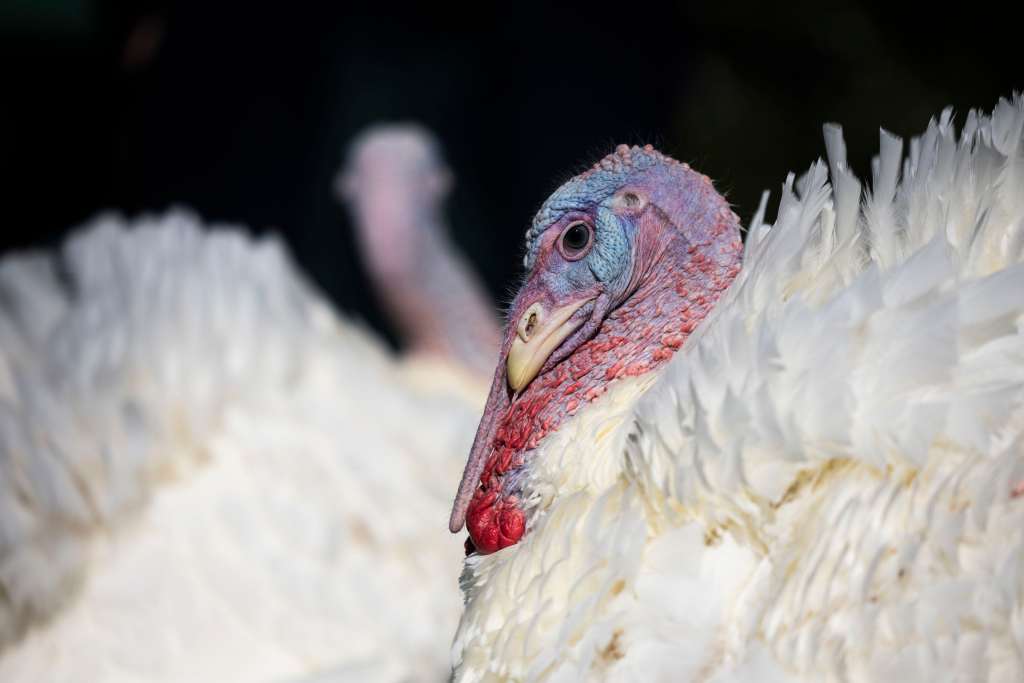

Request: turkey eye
left=559, top=222, right=592, bottom=259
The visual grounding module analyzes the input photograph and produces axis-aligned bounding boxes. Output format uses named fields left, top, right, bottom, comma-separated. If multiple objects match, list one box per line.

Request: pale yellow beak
left=506, top=298, right=593, bottom=392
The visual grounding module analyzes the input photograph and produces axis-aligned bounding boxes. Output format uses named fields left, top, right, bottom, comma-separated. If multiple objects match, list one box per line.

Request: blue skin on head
left=524, top=151, right=664, bottom=264
left=524, top=160, right=648, bottom=281
left=520, top=146, right=716, bottom=308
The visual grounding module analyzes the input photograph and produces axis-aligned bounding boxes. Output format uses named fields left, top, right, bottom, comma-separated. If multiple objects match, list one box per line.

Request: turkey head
left=450, top=145, right=743, bottom=553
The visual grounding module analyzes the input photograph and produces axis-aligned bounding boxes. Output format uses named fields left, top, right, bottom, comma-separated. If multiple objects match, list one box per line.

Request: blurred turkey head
left=338, top=125, right=500, bottom=379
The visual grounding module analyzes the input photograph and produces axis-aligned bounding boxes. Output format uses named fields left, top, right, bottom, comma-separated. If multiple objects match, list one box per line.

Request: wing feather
left=630, top=93, right=1024, bottom=521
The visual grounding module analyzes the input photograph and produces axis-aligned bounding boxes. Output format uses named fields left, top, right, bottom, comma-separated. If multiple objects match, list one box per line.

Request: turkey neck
left=366, top=217, right=500, bottom=374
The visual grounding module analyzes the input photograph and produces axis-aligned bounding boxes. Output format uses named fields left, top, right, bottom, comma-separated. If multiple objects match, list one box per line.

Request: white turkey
left=449, top=95, right=1024, bottom=681
left=0, top=201, right=486, bottom=677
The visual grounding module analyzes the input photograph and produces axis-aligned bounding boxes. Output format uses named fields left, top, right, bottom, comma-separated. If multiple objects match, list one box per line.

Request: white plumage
left=452, top=96, right=1024, bottom=681
left=0, top=212, right=475, bottom=681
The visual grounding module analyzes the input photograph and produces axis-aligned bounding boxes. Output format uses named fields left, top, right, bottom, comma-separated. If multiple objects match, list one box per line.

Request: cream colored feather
left=0, top=211, right=474, bottom=682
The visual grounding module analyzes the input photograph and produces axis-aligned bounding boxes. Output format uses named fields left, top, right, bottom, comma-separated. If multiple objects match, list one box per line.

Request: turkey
left=449, top=95, right=1024, bottom=681
left=338, top=123, right=501, bottom=396
left=0, top=207, right=478, bottom=681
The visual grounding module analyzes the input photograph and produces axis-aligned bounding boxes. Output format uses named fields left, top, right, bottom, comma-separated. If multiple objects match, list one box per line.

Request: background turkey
left=0, top=121, right=500, bottom=682
left=338, top=124, right=501, bottom=398
left=450, top=95, right=1024, bottom=681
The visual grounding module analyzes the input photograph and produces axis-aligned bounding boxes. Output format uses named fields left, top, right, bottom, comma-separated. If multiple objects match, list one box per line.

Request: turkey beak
left=506, top=298, right=592, bottom=392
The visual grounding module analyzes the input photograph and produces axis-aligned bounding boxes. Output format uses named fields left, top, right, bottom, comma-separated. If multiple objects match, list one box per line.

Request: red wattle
left=467, top=496, right=525, bottom=553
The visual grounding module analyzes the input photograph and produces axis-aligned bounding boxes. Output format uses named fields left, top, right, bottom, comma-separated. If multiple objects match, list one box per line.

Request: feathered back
left=631, top=93, right=1024, bottom=512
left=0, top=211, right=364, bottom=647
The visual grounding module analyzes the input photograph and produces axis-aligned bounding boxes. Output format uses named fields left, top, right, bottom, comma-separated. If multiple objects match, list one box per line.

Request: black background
left=1, top=1, right=1019, bottom=347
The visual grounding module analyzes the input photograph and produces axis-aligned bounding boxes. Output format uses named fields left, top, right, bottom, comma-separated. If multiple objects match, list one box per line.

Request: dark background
left=1, top=1, right=1019, bottom=347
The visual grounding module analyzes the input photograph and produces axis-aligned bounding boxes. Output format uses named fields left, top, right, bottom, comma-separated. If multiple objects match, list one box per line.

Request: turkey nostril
left=517, top=303, right=545, bottom=342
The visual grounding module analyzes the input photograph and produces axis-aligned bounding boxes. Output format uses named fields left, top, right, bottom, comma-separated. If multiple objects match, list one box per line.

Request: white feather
left=0, top=210, right=478, bottom=682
